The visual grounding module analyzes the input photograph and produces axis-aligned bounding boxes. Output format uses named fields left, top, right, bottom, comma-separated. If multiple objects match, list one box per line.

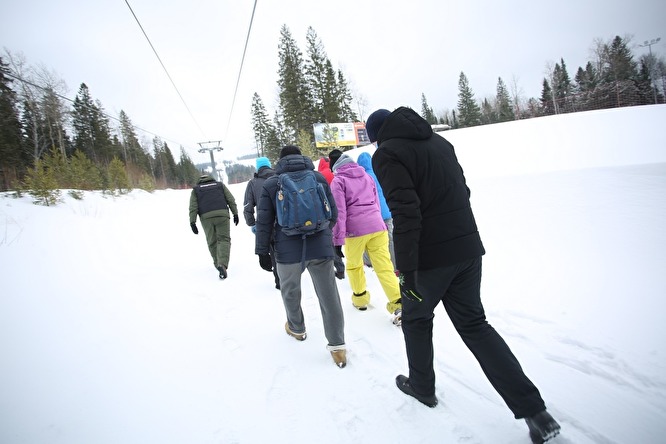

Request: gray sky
left=2, top=0, right=664, bottom=162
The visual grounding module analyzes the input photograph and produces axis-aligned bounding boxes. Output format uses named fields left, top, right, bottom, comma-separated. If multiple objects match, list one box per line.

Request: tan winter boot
left=284, top=322, right=307, bottom=341
left=327, top=344, right=347, bottom=368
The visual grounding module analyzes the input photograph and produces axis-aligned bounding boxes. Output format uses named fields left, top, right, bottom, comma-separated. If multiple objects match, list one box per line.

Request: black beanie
left=365, top=108, right=391, bottom=143
left=279, top=145, right=301, bottom=158
left=328, top=149, right=343, bottom=168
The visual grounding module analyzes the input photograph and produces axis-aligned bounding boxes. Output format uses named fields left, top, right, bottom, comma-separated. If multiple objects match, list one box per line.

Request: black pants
left=401, top=257, right=546, bottom=418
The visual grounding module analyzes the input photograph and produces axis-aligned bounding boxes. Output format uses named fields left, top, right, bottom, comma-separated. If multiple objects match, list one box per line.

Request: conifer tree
left=456, top=72, right=482, bottom=127
left=305, top=27, right=338, bottom=123
left=496, top=77, right=514, bottom=122
left=336, top=69, right=357, bottom=122
left=480, top=98, right=495, bottom=125
left=107, top=156, right=130, bottom=194
left=420, top=93, right=437, bottom=124
left=540, top=78, right=555, bottom=115
left=177, top=147, right=200, bottom=187
left=0, top=57, right=24, bottom=190
left=250, top=92, right=273, bottom=157
left=277, top=25, right=313, bottom=142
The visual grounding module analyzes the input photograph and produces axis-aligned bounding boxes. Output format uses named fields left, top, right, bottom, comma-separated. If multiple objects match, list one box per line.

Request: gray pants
left=277, top=258, right=345, bottom=347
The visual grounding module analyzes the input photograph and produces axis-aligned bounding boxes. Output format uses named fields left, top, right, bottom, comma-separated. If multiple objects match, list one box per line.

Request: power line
left=224, top=0, right=258, bottom=139
left=124, top=0, right=207, bottom=139
left=5, top=71, right=189, bottom=149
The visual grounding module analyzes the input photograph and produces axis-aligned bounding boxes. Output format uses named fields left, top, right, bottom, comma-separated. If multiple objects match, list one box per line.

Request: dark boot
left=217, top=265, right=227, bottom=280
left=525, top=410, right=561, bottom=443
left=395, top=375, right=438, bottom=407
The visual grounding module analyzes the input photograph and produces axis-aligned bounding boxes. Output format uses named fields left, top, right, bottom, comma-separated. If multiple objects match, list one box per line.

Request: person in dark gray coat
left=368, top=106, right=561, bottom=443
left=243, top=157, right=280, bottom=288
left=255, top=145, right=347, bottom=368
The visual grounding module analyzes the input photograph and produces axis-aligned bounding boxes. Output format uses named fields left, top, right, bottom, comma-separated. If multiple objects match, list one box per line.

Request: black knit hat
left=328, top=149, right=343, bottom=168
left=279, top=145, right=302, bottom=158
left=365, top=108, right=391, bottom=142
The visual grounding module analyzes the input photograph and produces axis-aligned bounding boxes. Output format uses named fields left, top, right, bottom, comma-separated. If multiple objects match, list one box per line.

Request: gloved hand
left=335, top=245, right=344, bottom=258
left=251, top=225, right=257, bottom=234
left=399, top=271, right=423, bottom=302
left=190, top=222, right=199, bottom=235
left=258, top=254, right=273, bottom=272
left=233, top=214, right=239, bottom=226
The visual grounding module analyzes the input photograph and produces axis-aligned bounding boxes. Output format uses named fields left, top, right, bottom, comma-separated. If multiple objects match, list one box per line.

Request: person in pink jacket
left=328, top=149, right=402, bottom=325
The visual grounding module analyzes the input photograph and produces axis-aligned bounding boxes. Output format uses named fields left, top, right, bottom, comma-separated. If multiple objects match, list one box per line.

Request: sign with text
left=313, top=122, right=368, bottom=148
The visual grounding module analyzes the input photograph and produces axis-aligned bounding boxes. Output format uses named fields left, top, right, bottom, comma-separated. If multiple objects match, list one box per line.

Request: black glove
left=399, top=271, right=423, bottom=302
left=335, top=245, right=344, bottom=258
left=233, top=214, right=239, bottom=226
left=258, top=254, right=273, bottom=272
left=190, top=222, right=199, bottom=235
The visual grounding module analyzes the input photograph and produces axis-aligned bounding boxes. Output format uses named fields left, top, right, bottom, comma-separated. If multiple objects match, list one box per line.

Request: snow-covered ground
left=1, top=105, right=665, bottom=443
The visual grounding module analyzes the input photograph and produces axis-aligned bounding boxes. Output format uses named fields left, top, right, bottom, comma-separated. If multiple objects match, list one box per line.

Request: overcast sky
left=2, top=0, right=664, bottom=162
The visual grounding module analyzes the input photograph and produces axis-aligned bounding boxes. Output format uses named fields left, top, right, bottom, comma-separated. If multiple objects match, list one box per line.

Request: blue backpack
left=276, top=170, right=333, bottom=237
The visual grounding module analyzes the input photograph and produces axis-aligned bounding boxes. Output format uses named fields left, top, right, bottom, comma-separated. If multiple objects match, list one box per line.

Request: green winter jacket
left=189, top=175, right=238, bottom=223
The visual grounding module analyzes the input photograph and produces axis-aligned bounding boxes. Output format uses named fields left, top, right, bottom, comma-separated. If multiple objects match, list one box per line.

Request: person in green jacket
left=189, top=174, right=239, bottom=279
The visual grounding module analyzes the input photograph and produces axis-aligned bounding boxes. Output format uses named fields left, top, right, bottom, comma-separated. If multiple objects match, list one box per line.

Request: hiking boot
left=525, top=410, right=561, bottom=443
left=327, top=345, right=347, bottom=368
left=284, top=322, right=306, bottom=341
left=395, top=375, right=438, bottom=407
left=392, top=309, right=402, bottom=326
left=352, top=290, right=370, bottom=310
left=217, top=265, right=227, bottom=280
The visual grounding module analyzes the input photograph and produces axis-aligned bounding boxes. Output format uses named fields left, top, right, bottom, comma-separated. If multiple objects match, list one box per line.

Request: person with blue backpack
left=254, top=145, right=347, bottom=368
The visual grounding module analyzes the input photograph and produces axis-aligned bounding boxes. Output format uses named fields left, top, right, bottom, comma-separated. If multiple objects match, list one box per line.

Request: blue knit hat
left=256, top=157, right=271, bottom=170
left=365, top=108, right=391, bottom=142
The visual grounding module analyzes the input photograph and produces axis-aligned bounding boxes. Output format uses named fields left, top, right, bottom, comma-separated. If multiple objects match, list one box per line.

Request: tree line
left=1, top=31, right=663, bottom=200
left=0, top=52, right=202, bottom=198
left=253, top=30, right=664, bottom=165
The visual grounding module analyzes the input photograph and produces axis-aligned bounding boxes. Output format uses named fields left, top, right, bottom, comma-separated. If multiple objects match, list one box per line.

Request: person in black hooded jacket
left=368, top=106, right=561, bottom=443
left=243, top=156, right=280, bottom=289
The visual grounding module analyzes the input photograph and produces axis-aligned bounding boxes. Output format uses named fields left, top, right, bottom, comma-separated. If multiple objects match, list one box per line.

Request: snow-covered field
left=1, top=105, right=665, bottom=443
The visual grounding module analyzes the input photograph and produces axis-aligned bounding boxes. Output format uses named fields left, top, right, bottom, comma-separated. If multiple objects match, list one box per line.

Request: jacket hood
left=356, top=152, right=373, bottom=172
left=376, top=106, right=433, bottom=144
left=317, top=157, right=331, bottom=172
left=275, top=154, right=315, bottom=174
left=331, top=153, right=355, bottom=173
left=332, top=155, right=366, bottom=178
left=255, top=166, right=276, bottom=179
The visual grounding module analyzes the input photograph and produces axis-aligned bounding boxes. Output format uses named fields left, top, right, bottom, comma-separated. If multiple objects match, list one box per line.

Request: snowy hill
left=1, top=105, right=665, bottom=443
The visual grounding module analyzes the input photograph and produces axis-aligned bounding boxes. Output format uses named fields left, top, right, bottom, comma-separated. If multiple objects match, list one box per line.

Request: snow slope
left=1, top=104, right=665, bottom=443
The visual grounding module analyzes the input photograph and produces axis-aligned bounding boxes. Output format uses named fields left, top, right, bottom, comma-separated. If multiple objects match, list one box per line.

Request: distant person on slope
left=189, top=174, right=239, bottom=280
left=243, top=156, right=280, bottom=289
left=367, top=106, right=561, bottom=443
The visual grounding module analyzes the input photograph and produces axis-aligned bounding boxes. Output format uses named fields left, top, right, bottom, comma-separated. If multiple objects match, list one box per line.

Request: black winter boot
left=217, top=265, right=227, bottom=280
left=395, top=375, right=438, bottom=408
left=525, top=410, right=561, bottom=443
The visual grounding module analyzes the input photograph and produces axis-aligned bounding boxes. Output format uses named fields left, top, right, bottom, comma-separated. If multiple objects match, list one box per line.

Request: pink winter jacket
left=330, top=154, right=387, bottom=246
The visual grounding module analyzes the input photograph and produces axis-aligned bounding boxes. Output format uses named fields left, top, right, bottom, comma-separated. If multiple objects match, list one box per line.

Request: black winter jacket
left=243, top=166, right=276, bottom=226
left=371, top=106, right=485, bottom=272
left=255, top=154, right=338, bottom=264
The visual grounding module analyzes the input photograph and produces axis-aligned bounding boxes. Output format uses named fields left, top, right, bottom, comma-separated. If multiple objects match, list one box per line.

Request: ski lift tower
left=198, top=140, right=224, bottom=181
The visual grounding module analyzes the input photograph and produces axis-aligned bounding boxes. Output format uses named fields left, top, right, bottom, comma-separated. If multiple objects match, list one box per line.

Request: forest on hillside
left=1, top=29, right=663, bottom=199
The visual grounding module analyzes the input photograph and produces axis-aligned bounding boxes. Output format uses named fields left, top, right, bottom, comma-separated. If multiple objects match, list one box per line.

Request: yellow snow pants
left=344, top=230, right=401, bottom=314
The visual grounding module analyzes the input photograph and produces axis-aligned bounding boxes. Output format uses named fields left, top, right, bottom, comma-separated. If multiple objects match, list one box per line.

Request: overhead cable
left=124, top=0, right=207, bottom=139
left=224, top=0, right=258, bottom=140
